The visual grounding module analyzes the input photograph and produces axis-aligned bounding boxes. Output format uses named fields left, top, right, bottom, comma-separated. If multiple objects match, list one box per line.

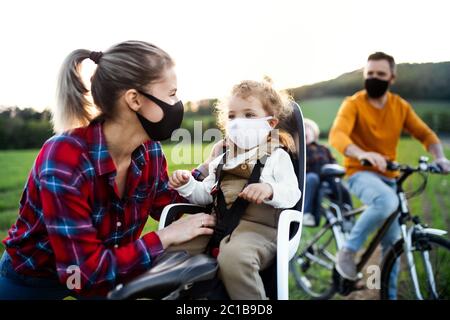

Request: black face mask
left=364, top=78, right=390, bottom=99
left=136, top=91, right=184, bottom=141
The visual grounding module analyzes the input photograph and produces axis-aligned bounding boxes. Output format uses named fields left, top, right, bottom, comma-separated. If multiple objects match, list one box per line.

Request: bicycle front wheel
left=381, top=233, right=450, bottom=299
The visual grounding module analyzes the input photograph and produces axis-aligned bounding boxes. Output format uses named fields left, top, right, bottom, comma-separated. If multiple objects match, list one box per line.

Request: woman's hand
left=168, top=170, right=191, bottom=189
left=238, top=183, right=273, bottom=204
left=155, top=213, right=216, bottom=249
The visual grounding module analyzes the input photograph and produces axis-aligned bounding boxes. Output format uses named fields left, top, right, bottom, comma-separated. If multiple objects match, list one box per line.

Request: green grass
left=288, top=138, right=450, bottom=300
left=0, top=144, right=215, bottom=256
left=0, top=133, right=448, bottom=299
left=298, top=96, right=450, bottom=133
left=0, top=150, right=40, bottom=246
left=394, top=139, right=450, bottom=231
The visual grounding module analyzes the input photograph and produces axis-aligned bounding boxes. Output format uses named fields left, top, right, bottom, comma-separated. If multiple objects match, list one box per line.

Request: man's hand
left=358, top=151, right=388, bottom=172
left=169, top=170, right=191, bottom=189
left=345, top=144, right=388, bottom=172
left=428, top=143, right=450, bottom=174
left=238, top=183, right=273, bottom=204
left=434, top=157, right=450, bottom=174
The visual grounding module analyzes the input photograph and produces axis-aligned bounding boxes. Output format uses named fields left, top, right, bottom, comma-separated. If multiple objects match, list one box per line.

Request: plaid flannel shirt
left=2, top=121, right=186, bottom=296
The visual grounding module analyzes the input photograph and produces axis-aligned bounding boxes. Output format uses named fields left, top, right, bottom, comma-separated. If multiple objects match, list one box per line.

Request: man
left=329, top=51, right=450, bottom=299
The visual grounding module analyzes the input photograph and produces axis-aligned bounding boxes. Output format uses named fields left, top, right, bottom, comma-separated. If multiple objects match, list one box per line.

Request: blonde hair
left=216, top=79, right=296, bottom=153
left=304, top=118, right=320, bottom=141
left=53, top=41, right=174, bottom=133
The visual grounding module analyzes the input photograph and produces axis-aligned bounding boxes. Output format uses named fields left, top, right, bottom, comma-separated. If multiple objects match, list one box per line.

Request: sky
left=0, top=0, right=449, bottom=111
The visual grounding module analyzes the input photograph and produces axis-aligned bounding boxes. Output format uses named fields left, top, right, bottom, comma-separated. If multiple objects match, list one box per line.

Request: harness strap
left=206, top=152, right=268, bottom=255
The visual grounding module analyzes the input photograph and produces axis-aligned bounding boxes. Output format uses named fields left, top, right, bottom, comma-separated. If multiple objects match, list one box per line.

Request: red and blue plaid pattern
left=2, top=121, right=186, bottom=296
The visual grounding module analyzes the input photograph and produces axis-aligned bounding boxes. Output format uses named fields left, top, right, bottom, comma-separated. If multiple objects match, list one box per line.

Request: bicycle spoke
left=421, top=250, right=438, bottom=299
left=291, top=221, right=339, bottom=299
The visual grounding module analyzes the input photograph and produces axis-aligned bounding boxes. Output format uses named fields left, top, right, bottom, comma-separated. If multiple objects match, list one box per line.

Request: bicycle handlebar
left=360, top=158, right=443, bottom=174
left=360, top=157, right=442, bottom=199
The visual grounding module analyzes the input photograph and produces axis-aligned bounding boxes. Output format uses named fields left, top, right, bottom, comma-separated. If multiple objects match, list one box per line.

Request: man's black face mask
left=364, top=78, right=390, bottom=99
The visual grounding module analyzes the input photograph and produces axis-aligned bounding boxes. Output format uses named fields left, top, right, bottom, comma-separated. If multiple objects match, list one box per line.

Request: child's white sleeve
left=261, top=148, right=302, bottom=209
left=174, top=158, right=220, bottom=205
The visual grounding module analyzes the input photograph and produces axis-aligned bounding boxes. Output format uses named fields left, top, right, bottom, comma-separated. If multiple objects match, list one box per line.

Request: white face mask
left=227, top=116, right=273, bottom=150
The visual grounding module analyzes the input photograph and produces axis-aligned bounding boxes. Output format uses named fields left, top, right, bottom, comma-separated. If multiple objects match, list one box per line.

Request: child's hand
left=169, top=170, right=191, bottom=189
left=238, top=183, right=273, bottom=204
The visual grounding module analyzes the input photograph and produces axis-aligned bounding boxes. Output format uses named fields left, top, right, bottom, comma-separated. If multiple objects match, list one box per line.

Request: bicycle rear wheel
left=381, top=233, right=450, bottom=299
left=290, top=221, right=337, bottom=299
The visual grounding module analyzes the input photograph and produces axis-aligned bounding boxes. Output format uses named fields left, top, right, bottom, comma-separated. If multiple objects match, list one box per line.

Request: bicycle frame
left=299, top=183, right=404, bottom=275
left=298, top=205, right=365, bottom=269
left=295, top=158, right=447, bottom=299
left=356, top=166, right=444, bottom=299
left=346, top=167, right=427, bottom=298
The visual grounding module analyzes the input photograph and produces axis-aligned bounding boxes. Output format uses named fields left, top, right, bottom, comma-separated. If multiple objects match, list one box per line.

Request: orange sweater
left=329, top=90, right=440, bottom=178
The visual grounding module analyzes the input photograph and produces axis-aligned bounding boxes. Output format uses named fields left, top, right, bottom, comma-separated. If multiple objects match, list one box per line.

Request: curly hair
left=215, top=79, right=296, bottom=153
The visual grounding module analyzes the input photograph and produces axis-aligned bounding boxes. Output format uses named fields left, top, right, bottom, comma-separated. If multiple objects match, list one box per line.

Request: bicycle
left=290, top=156, right=449, bottom=299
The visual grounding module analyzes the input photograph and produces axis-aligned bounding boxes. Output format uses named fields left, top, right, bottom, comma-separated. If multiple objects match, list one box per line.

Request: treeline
left=288, top=62, right=450, bottom=101
left=0, top=105, right=220, bottom=149
left=312, top=109, right=450, bottom=141
left=420, top=111, right=450, bottom=134
left=1, top=62, right=449, bottom=149
left=2, top=104, right=447, bottom=150
left=0, top=107, right=53, bottom=150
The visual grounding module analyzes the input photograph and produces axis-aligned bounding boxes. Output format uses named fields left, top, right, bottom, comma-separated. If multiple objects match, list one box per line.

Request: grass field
left=289, top=138, right=450, bottom=300
left=0, top=114, right=449, bottom=299
left=0, top=143, right=215, bottom=253
left=299, top=97, right=450, bottom=133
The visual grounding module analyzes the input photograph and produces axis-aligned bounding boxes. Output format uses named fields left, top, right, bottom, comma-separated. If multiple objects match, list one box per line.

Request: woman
left=0, top=41, right=216, bottom=299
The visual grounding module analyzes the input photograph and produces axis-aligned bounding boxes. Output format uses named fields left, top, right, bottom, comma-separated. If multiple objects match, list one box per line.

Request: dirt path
left=344, top=246, right=382, bottom=300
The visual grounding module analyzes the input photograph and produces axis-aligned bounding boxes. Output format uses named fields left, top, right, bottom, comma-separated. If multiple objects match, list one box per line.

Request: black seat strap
left=207, top=153, right=268, bottom=255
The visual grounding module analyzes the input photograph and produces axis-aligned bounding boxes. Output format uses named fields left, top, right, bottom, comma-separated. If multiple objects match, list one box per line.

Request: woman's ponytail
left=53, top=49, right=92, bottom=133
left=52, top=41, right=174, bottom=133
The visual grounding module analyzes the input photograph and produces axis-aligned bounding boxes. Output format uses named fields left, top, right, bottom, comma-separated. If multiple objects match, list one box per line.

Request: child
left=302, top=118, right=337, bottom=226
left=168, top=80, right=301, bottom=299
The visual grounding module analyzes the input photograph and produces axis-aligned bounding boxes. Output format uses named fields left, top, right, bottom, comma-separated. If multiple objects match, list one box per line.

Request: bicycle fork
left=421, top=250, right=438, bottom=299
left=399, top=188, right=444, bottom=300
left=417, top=226, right=447, bottom=299
left=399, top=190, right=425, bottom=300
left=401, top=224, right=424, bottom=300
left=402, top=224, right=444, bottom=299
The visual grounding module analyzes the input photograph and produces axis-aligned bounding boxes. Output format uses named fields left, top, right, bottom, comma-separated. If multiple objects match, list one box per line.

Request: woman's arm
left=39, top=165, right=163, bottom=296
left=150, top=154, right=189, bottom=221
left=39, top=152, right=214, bottom=296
